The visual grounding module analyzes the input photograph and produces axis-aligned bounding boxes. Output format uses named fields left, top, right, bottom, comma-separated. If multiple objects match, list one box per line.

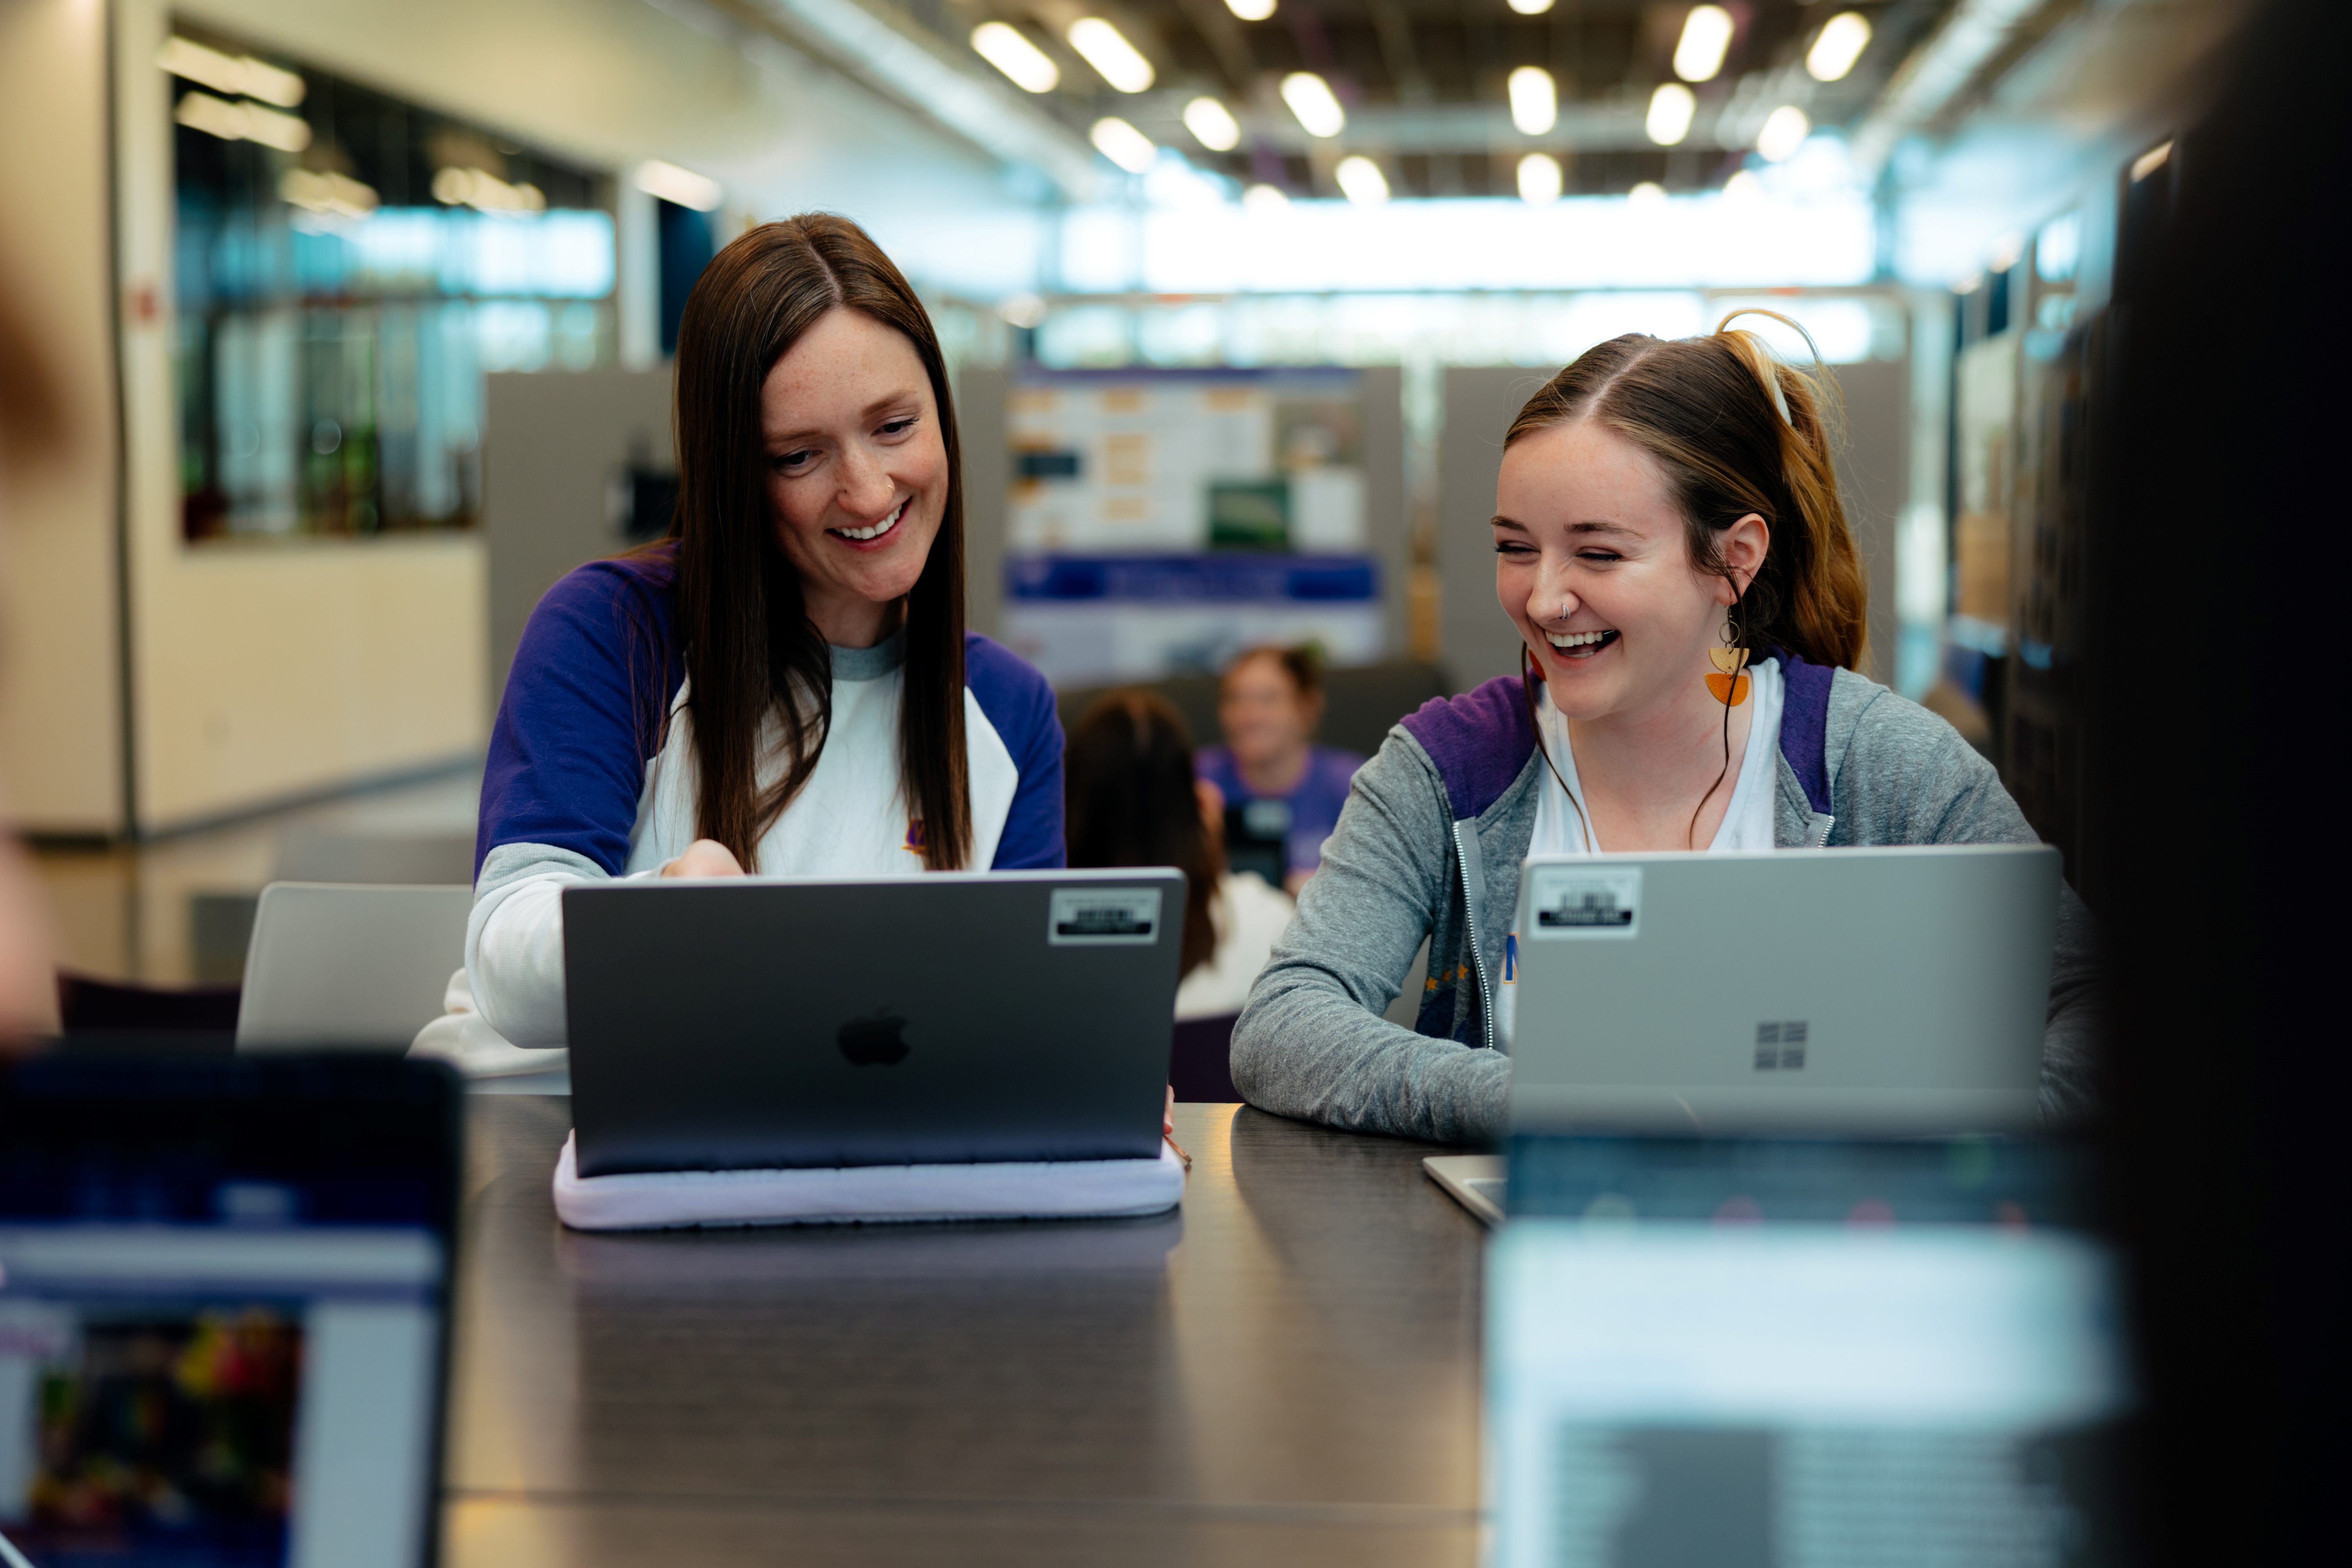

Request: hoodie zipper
left=1453, top=820, right=1497, bottom=1052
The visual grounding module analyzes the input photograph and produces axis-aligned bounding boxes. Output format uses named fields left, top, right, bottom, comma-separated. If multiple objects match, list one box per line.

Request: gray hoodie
left=1229, top=655, right=2100, bottom=1145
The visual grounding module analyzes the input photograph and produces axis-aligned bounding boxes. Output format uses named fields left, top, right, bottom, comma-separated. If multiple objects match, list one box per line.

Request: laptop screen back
left=0, top=1057, right=460, bottom=1568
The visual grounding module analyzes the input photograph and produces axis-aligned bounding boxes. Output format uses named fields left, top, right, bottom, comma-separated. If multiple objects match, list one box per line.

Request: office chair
left=236, top=882, right=472, bottom=1052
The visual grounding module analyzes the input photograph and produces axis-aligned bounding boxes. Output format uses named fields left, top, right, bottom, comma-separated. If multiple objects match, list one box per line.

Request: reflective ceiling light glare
left=279, top=168, right=378, bottom=219
left=1806, top=12, right=1873, bottom=82
left=1506, top=0, right=1556, bottom=14
left=971, top=22, right=1059, bottom=94
left=1242, top=183, right=1291, bottom=212
left=1629, top=180, right=1667, bottom=206
left=1724, top=169, right=1762, bottom=200
left=1067, top=19, right=1155, bottom=94
left=172, top=91, right=312, bottom=152
left=1281, top=72, right=1346, bottom=138
left=1517, top=153, right=1563, bottom=205
left=1090, top=116, right=1158, bottom=174
left=1334, top=156, right=1389, bottom=205
left=1646, top=83, right=1696, bottom=146
left=158, top=36, right=306, bottom=108
left=1674, top=6, right=1736, bottom=84
left=635, top=160, right=724, bottom=211
left=2131, top=140, right=2174, bottom=182
left=433, top=166, right=547, bottom=213
left=1183, top=97, right=1243, bottom=152
left=1508, top=67, right=1557, bottom=137
left=1757, top=105, right=1811, bottom=162
left=1226, top=0, right=1277, bottom=19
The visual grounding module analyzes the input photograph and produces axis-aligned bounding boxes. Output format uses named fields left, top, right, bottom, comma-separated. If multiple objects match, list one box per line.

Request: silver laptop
left=1508, top=845, right=2059, bottom=1137
left=562, top=869, right=1186, bottom=1177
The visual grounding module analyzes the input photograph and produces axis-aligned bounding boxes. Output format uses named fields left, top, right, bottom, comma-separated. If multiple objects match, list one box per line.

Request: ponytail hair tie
left=1715, top=307, right=1825, bottom=429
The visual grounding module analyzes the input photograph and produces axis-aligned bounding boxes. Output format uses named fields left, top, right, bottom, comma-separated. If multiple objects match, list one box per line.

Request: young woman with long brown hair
left=461, top=215, right=1063, bottom=1047
left=1230, top=317, right=2101, bottom=1143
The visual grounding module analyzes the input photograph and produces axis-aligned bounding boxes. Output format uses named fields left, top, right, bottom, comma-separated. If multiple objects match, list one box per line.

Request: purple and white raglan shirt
left=462, top=546, right=1065, bottom=1047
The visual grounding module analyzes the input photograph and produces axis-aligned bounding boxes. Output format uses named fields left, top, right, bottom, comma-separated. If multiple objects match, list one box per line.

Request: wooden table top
left=439, top=1096, right=1486, bottom=1567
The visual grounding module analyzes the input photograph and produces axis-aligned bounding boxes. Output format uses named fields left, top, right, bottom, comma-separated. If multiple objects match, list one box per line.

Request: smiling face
left=1494, top=416, right=1763, bottom=727
left=1218, top=653, right=1320, bottom=772
left=761, top=307, right=948, bottom=648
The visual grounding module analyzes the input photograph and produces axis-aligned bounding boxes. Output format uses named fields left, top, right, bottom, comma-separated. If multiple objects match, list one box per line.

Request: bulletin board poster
left=1004, top=368, right=1383, bottom=686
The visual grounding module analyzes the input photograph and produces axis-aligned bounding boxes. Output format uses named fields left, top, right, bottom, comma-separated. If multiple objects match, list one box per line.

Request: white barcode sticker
left=1047, top=887, right=1163, bottom=946
left=1527, top=866, right=1642, bottom=940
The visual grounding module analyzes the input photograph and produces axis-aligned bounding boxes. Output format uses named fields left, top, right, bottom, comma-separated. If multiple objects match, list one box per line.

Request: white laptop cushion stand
left=551, top=1133, right=1187, bottom=1230
left=236, top=883, right=474, bottom=1051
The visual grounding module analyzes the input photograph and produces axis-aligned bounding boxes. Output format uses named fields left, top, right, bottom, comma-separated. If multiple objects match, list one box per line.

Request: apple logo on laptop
left=837, top=1007, right=910, bottom=1067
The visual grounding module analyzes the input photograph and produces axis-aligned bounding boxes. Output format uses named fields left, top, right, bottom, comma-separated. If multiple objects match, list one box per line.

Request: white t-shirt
left=1498, top=657, right=1784, bottom=1048
left=1174, top=871, right=1297, bottom=1020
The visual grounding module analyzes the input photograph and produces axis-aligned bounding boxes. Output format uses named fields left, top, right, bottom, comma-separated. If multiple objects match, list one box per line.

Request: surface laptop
left=1509, top=844, right=2060, bottom=1136
left=562, top=869, right=1187, bottom=1177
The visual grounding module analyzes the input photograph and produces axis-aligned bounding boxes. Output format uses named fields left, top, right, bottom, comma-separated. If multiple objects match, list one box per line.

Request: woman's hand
left=662, top=839, right=747, bottom=878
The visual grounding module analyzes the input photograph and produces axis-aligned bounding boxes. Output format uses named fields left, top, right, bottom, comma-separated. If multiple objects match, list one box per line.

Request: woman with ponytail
left=1230, top=314, right=2099, bottom=1143
left=456, top=215, right=1063, bottom=1051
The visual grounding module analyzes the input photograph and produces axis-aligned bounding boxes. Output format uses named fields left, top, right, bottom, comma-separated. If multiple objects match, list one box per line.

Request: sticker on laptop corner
left=1048, top=887, right=1163, bottom=946
left=1527, top=866, right=1642, bottom=940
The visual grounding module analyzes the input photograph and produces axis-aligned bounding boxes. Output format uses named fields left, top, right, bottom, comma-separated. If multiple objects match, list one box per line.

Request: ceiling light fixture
left=2130, top=140, right=2173, bottom=182
left=1674, top=6, right=1735, bottom=84
left=1806, top=13, right=1873, bottom=82
left=1334, top=156, right=1388, bottom=205
left=1629, top=181, right=1667, bottom=205
left=1183, top=97, right=1242, bottom=152
left=1646, top=83, right=1695, bottom=146
left=279, top=168, right=377, bottom=219
left=1242, top=183, right=1290, bottom=212
left=1090, top=116, right=1158, bottom=173
left=1723, top=169, right=1761, bottom=201
left=1280, top=72, right=1346, bottom=138
left=1517, top=153, right=1563, bottom=205
left=971, top=22, right=1059, bottom=94
left=1067, top=19, right=1154, bottom=94
left=1226, top=0, right=1277, bottom=19
left=1506, top=0, right=1555, bottom=14
left=1756, top=104, right=1810, bottom=162
left=158, top=37, right=306, bottom=107
left=172, top=91, right=312, bottom=152
left=1507, top=67, right=1557, bottom=136
left=636, top=160, right=724, bottom=211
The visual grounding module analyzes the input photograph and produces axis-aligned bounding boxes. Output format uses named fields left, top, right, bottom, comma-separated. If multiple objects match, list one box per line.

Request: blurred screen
left=1489, top=1137, right=2130, bottom=1568
left=0, top=1060, right=455, bottom=1568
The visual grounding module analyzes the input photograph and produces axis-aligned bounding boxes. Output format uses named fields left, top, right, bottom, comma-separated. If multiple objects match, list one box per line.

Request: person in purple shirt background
left=1194, top=645, right=1364, bottom=896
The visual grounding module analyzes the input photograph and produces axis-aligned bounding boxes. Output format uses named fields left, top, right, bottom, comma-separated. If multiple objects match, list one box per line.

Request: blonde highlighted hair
left=1503, top=311, right=1868, bottom=672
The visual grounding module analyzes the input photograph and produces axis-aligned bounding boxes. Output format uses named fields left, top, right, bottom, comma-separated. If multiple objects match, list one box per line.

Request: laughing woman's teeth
left=835, top=500, right=907, bottom=542
left=1547, top=629, right=1617, bottom=649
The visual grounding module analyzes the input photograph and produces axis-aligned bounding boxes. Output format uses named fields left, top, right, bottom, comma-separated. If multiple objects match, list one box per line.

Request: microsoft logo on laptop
left=1753, top=1021, right=1809, bottom=1071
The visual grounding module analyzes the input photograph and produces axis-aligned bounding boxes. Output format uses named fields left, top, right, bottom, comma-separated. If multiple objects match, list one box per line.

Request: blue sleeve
left=477, top=557, right=681, bottom=878
left=965, top=633, right=1065, bottom=869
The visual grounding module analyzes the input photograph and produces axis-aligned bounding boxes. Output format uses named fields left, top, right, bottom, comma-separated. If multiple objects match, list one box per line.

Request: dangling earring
left=1707, top=607, right=1750, bottom=706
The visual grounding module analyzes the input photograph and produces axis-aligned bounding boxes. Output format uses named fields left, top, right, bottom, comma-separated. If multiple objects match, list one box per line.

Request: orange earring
left=1706, top=609, right=1750, bottom=706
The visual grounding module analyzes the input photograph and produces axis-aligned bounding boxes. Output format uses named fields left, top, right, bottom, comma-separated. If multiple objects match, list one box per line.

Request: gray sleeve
left=1836, top=690, right=2105, bottom=1124
left=1229, top=732, right=1512, bottom=1146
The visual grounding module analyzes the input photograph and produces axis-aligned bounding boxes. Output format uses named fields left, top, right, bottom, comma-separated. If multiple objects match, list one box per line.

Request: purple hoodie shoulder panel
left=964, top=632, right=1066, bottom=869
left=1775, top=653, right=1835, bottom=817
left=1398, top=675, right=1540, bottom=822
left=476, top=548, right=684, bottom=879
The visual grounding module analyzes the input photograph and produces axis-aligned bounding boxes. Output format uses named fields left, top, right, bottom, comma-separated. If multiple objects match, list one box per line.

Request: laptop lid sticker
left=1048, top=887, right=1164, bottom=946
left=1528, top=866, right=1642, bottom=940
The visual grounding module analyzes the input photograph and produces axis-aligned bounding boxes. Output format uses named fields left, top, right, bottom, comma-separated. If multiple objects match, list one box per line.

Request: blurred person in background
left=1231, top=318, right=2101, bottom=1145
left=1067, top=692, right=1293, bottom=1022
left=446, top=215, right=1063, bottom=1055
left=1194, top=645, right=1363, bottom=895
left=0, top=263, right=62, bottom=1044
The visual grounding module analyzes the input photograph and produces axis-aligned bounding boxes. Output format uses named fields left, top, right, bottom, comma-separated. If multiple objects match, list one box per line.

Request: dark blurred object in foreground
left=2089, top=0, right=2352, bottom=1559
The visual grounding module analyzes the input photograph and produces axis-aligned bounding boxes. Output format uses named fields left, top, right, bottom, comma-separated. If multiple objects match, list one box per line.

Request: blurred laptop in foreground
left=1487, top=1133, right=2129, bottom=1566
left=0, top=1055, right=461, bottom=1567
